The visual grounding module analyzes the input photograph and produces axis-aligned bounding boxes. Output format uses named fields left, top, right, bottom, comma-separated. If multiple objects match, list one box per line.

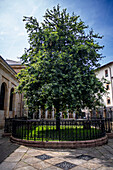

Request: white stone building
left=0, top=56, right=24, bottom=128
left=95, top=61, right=113, bottom=108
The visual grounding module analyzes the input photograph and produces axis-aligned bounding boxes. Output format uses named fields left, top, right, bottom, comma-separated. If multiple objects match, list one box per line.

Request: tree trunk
left=56, top=106, right=60, bottom=131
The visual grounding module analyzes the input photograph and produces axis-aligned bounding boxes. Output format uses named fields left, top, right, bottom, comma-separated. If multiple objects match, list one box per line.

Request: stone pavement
left=0, top=129, right=19, bottom=164
left=0, top=129, right=113, bottom=170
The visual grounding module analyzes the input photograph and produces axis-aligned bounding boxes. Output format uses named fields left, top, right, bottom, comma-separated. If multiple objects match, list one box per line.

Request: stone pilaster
left=33, top=112, right=35, bottom=119
left=60, top=112, right=62, bottom=118
left=52, top=106, right=55, bottom=119
left=45, top=109, right=48, bottom=119
left=67, top=109, right=69, bottom=118
left=12, top=93, right=17, bottom=117
left=39, top=106, right=41, bottom=119
left=73, top=111, right=75, bottom=119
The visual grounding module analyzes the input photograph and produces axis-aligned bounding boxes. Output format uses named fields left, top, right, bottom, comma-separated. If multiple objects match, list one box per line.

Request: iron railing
left=4, top=107, right=113, bottom=135
left=12, top=119, right=106, bottom=141
left=4, top=117, right=13, bottom=133
left=4, top=116, right=27, bottom=133
left=104, top=118, right=112, bottom=133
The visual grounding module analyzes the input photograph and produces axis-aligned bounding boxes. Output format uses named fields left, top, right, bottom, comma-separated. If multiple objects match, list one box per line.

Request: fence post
left=42, top=120, right=43, bottom=141
left=107, top=108, right=111, bottom=133
left=109, top=108, right=112, bottom=132
left=101, top=119, right=105, bottom=136
left=100, top=114, right=103, bottom=119
left=88, top=113, right=90, bottom=120
left=109, top=108, right=112, bottom=120
left=12, top=119, right=16, bottom=137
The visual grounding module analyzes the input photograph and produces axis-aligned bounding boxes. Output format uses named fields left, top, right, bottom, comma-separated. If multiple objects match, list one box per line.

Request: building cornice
left=0, top=56, right=18, bottom=81
left=99, top=62, right=113, bottom=69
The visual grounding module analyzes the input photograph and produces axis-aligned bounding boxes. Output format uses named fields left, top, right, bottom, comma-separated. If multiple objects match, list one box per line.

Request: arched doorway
left=0, top=82, right=7, bottom=110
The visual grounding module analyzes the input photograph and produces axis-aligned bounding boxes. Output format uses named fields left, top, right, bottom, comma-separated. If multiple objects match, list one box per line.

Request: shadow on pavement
left=0, top=134, right=19, bottom=164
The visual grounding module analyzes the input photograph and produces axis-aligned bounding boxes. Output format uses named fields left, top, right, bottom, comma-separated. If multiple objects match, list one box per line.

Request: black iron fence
left=4, top=116, right=27, bottom=133
left=4, top=107, right=113, bottom=138
left=90, top=107, right=113, bottom=133
left=12, top=119, right=106, bottom=141
left=4, top=117, right=13, bottom=133
left=104, top=118, right=113, bottom=133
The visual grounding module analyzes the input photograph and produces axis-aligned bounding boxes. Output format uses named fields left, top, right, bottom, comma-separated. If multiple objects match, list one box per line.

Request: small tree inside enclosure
left=17, top=4, right=106, bottom=130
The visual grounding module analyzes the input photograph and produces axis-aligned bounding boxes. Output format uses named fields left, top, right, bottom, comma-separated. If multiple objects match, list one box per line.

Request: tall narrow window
left=106, top=84, right=110, bottom=90
left=0, top=83, right=6, bottom=110
left=9, top=88, right=14, bottom=111
left=105, top=69, right=108, bottom=77
left=107, top=98, right=111, bottom=105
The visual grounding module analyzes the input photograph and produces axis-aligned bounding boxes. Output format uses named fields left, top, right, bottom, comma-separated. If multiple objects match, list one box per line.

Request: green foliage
left=17, top=4, right=106, bottom=115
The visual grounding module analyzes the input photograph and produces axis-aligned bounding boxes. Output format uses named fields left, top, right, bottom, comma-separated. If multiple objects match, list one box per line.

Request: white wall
left=0, top=58, right=22, bottom=128
left=95, top=63, right=113, bottom=107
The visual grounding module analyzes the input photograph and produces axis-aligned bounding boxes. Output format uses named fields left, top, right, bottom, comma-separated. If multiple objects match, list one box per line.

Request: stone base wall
left=10, top=135, right=108, bottom=149
left=0, top=110, right=5, bottom=129
left=107, top=133, right=113, bottom=139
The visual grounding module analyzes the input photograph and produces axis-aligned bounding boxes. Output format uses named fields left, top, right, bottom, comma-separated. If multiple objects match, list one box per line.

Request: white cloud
left=17, top=32, right=27, bottom=37
left=31, top=6, right=38, bottom=16
left=0, top=31, right=7, bottom=35
left=14, top=26, right=19, bottom=32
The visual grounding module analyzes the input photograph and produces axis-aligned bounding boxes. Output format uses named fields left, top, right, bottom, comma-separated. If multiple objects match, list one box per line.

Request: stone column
left=39, top=106, right=41, bottom=119
left=52, top=106, right=55, bottom=119
left=73, top=111, right=75, bottom=119
left=67, top=109, right=69, bottom=118
left=103, top=107, right=107, bottom=118
left=12, top=93, right=17, bottom=117
left=45, top=109, right=48, bottom=119
left=60, top=112, right=62, bottom=118
left=33, top=112, right=35, bottom=119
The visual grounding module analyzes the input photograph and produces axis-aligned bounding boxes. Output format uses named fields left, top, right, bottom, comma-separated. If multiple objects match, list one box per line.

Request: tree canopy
left=17, top=4, right=106, bottom=117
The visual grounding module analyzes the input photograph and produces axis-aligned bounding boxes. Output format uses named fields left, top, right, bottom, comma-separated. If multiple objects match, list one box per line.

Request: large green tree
left=17, top=5, right=106, bottom=126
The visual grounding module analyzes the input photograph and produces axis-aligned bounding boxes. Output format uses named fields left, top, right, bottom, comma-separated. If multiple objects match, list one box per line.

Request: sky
left=0, top=0, right=113, bottom=66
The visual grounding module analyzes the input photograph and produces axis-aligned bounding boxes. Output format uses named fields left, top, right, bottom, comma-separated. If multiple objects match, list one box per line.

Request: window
left=106, top=84, right=110, bottom=90
left=107, top=98, right=111, bottom=105
left=105, top=69, right=108, bottom=77
left=9, top=88, right=14, bottom=111
left=0, top=83, right=6, bottom=110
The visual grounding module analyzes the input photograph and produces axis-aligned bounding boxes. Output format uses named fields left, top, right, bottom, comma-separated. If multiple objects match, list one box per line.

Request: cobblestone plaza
left=0, top=129, right=113, bottom=170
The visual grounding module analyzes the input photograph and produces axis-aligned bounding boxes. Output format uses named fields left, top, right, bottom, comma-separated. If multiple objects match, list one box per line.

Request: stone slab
left=0, top=162, right=17, bottom=170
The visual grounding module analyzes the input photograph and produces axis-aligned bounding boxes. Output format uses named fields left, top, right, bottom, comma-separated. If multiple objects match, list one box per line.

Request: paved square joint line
left=76, top=154, right=94, bottom=161
left=35, top=154, right=53, bottom=160
left=55, top=161, right=77, bottom=170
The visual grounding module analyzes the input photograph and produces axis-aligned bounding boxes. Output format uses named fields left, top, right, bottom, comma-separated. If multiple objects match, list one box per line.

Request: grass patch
left=15, top=124, right=103, bottom=141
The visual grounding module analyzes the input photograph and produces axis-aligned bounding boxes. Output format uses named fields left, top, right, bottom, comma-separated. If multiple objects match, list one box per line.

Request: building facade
left=0, top=56, right=23, bottom=128
left=95, top=62, right=113, bottom=108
